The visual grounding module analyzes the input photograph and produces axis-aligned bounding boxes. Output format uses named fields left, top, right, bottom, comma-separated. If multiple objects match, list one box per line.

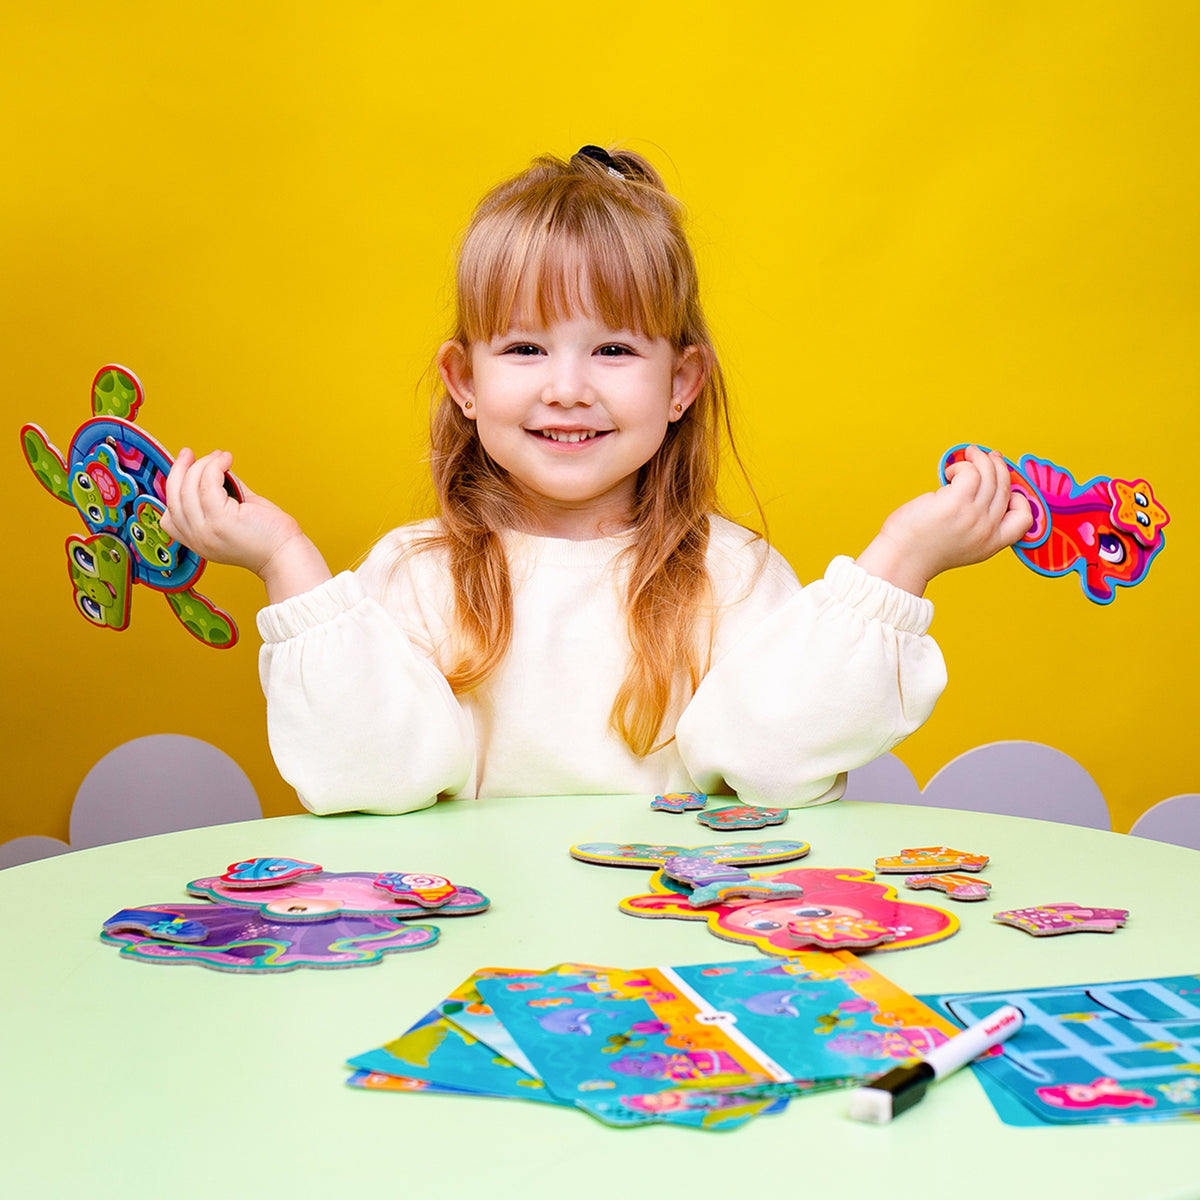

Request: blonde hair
left=425, top=148, right=757, bottom=756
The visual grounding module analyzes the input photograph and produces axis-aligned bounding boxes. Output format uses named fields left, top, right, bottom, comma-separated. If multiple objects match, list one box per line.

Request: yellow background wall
left=3, top=2, right=1197, bottom=840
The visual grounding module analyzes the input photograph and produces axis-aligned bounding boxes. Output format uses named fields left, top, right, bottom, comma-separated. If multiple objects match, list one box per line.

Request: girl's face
left=439, top=314, right=703, bottom=539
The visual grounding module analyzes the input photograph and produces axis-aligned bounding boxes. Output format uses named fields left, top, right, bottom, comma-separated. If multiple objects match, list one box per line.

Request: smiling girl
left=163, top=146, right=1030, bottom=814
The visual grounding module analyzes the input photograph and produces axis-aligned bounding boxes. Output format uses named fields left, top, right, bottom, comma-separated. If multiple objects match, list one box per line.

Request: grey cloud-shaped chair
left=844, top=740, right=1111, bottom=830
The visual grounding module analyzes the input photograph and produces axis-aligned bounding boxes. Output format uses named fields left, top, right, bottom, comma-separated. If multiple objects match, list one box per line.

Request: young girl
left=163, top=146, right=1031, bottom=816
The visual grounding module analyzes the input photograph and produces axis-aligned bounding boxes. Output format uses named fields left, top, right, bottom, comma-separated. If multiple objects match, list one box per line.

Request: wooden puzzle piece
left=100, top=903, right=439, bottom=971
left=993, top=903, right=1129, bottom=936
left=939, top=445, right=1169, bottom=605
left=570, top=839, right=809, bottom=870
left=874, top=846, right=989, bottom=874
left=618, top=866, right=958, bottom=957
left=219, top=857, right=324, bottom=888
left=696, top=805, right=788, bottom=831
left=21, top=364, right=241, bottom=647
left=651, top=792, right=707, bottom=813
left=785, top=913, right=897, bottom=949
left=374, top=872, right=457, bottom=907
left=661, top=854, right=805, bottom=908
left=904, top=873, right=992, bottom=901
left=187, top=869, right=489, bottom=919
left=102, top=907, right=209, bottom=943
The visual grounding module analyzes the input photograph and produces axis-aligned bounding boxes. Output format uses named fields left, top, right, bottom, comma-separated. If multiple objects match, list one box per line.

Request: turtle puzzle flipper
left=20, top=423, right=72, bottom=504
left=91, top=365, right=143, bottom=419
left=165, top=589, right=239, bottom=648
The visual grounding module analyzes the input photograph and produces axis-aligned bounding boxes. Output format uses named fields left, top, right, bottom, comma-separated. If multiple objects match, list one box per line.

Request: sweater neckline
left=501, top=525, right=637, bottom=567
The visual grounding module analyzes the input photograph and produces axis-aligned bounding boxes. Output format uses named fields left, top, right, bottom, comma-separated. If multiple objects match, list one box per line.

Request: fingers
left=162, top=447, right=194, bottom=540
left=164, top=448, right=235, bottom=548
left=997, top=486, right=1035, bottom=547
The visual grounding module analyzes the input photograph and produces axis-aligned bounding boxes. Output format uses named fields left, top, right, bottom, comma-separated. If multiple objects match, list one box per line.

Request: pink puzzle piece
left=875, top=846, right=989, bottom=874
left=904, top=873, right=992, bottom=902
left=187, top=870, right=489, bottom=919
left=993, top=903, right=1129, bottom=936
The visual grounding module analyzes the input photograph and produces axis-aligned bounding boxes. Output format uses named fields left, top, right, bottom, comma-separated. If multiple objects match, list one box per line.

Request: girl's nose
left=542, top=361, right=593, bottom=407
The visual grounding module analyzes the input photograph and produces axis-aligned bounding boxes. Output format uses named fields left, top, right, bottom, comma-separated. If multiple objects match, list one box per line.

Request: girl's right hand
left=854, top=445, right=1034, bottom=597
left=163, top=448, right=332, bottom=603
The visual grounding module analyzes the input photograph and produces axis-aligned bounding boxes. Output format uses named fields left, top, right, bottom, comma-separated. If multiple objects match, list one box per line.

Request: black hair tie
left=574, top=144, right=625, bottom=179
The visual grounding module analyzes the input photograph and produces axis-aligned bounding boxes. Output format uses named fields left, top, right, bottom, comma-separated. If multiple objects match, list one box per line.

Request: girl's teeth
left=541, top=430, right=598, bottom=443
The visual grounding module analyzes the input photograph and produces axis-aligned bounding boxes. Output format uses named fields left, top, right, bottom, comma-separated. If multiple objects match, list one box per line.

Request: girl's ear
left=438, top=341, right=476, bottom=417
left=669, top=345, right=706, bottom=421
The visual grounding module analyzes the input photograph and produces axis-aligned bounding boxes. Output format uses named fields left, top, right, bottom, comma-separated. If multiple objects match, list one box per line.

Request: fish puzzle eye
left=71, top=545, right=97, bottom=573
left=791, top=906, right=833, bottom=918
left=1098, top=534, right=1126, bottom=565
left=745, top=918, right=782, bottom=931
left=129, top=524, right=145, bottom=542
left=74, top=471, right=93, bottom=491
left=77, top=593, right=103, bottom=621
left=156, top=546, right=171, bottom=565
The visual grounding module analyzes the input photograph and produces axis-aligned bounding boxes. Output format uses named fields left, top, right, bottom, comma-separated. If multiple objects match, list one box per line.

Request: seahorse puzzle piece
left=696, top=805, right=788, bottom=831
left=220, top=857, right=324, bottom=888
left=874, top=846, right=989, bottom=874
left=651, top=791, right=708, bottom=813
left=904, top=873, right=992, bottom=902
left=939, top=444, right=1169, bottom=605
left=374, top=872, right=457, bottom=908
left=785, top=914, right=898, bottom=950
left=661, top=853, right=806, bottom=907
left=570, top=839, right=810, bottom=870
left=21, top=363, right=242, bottom=647
left=102, top=907, right=209, bottom=943
left=993, top=903, right=1130, bottom=936
left=617, top=866, right=959, bottom=957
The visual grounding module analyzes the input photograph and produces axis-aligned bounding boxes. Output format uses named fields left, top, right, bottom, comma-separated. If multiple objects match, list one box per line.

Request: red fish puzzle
left=939, top=445, right=1169, bottom=605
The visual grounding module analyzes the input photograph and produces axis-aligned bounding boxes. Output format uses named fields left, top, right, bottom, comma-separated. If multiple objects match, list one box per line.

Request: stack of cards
left=348, top=950, right=958, bottom=1129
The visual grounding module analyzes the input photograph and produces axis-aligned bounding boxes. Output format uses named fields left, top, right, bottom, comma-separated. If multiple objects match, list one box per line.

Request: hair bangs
left=456, top=182, right=690, bottom=345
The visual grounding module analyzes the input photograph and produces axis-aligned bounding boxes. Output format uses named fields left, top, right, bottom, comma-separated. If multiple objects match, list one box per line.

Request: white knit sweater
left=256, top=516, right=946, bottom=814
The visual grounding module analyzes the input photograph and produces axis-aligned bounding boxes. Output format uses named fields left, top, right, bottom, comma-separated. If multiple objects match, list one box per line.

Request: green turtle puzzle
left=21, top=364, right=241, bottom=648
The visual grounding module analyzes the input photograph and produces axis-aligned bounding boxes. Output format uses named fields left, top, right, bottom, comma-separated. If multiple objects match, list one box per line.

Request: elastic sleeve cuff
left=256, top=572, right=367, bottom=643
left=826, top=555, right=934, bottom=635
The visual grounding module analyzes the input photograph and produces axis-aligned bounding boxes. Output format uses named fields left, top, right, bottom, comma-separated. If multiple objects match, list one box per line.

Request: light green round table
left=2, top=795, right=1197, bottom=1200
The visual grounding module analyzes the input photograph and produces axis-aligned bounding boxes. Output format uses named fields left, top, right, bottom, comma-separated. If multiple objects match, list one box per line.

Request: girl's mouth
left=530, top=429, right=611, bottom=444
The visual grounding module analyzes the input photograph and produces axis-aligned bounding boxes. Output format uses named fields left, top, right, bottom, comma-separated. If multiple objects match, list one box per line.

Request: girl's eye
left=596, top=344, right=634, bottom=356
left=503, top=344, right=543, bottom=356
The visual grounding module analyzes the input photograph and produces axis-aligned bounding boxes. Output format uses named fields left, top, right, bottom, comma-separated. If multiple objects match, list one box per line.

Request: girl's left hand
left=855, top=445, right=1034, bottom=596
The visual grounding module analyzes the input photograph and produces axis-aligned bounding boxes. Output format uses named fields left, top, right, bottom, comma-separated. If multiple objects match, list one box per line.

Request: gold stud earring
left=674, top=403, right=683, bottom=412
left=464, top=401, right=473, bottom=410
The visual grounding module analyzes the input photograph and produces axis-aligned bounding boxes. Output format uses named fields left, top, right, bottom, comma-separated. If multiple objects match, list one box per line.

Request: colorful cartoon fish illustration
left=534, top=1006, right=612, bottom=1035
left=742, top=989, right=806, bottom=1017
left=939, top=445, right=1169, bottom=605
left=1036, top=1076, right=1156, bottom=1110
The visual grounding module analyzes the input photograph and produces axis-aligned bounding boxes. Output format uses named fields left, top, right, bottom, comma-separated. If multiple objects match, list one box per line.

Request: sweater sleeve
left=256, top=559, right=474, bottom=816
left=675, top=552, right=946, bottom=808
